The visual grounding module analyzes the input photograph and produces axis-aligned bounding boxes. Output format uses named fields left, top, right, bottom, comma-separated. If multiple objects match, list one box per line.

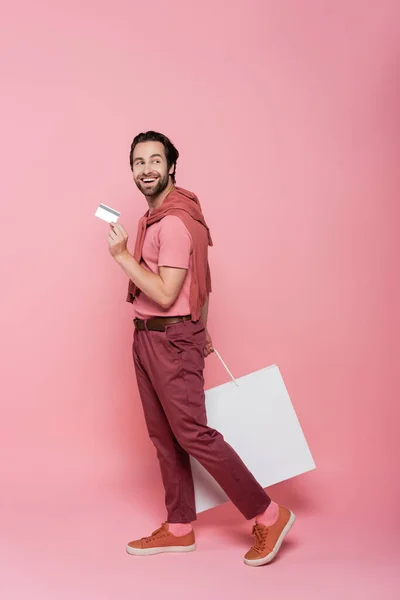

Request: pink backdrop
left=1, top=1, right=399, bottom=598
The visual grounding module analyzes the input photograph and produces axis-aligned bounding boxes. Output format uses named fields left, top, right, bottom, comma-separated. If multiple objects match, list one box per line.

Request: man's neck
left=146, top=182, right=175, bottom=212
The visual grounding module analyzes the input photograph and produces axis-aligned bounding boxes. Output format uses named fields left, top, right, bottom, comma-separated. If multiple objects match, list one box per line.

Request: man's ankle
left=168, top=522, right=193, bottom=536
left=255, top=500, right=280, bottom=526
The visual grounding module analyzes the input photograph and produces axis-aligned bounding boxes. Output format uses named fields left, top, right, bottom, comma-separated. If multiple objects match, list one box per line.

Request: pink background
left=1, top=1, right=399, bottom=598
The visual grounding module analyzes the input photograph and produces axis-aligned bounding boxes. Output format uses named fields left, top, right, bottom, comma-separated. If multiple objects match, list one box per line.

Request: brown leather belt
left=134, top=315, right=192, bottom=332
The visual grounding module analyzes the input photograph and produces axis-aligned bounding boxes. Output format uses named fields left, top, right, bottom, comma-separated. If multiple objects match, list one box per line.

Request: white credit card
left=95, top=203, right=120, bottom=223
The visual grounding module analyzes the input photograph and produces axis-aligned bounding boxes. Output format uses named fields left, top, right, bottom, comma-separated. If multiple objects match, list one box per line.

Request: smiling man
left=107, top=130, right=295, bottom=566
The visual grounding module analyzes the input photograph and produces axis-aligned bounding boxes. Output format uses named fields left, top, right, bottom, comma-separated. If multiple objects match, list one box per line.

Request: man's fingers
left=204, top=344, right=214, bottom=357
left=112, top=223, right=127, bottom=237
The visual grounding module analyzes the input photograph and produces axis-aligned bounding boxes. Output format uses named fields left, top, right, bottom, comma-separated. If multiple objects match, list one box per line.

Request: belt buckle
left=134, top=318, right=144, bottom=330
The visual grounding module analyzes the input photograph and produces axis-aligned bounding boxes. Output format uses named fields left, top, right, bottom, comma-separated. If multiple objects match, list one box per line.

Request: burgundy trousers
left=132, top=318, right=271, bottom=523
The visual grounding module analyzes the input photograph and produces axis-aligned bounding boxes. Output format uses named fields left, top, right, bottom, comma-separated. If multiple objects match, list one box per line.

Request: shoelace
left=141, top=524, right=166, bottom=542
left=251, top=523, right=269, bottom=552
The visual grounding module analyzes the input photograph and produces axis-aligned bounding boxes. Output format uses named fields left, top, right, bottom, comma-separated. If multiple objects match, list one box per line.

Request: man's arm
left=201, top=295, right=214, bottom=357
left=108, top=223, right=187, bottom=309
left=116, top=252, right=187, bottom=309
left=200, top=295, right=209, bottom=327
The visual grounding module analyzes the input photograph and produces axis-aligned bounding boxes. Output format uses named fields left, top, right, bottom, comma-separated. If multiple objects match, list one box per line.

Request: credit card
left=95, top=203, right=121, bottom=223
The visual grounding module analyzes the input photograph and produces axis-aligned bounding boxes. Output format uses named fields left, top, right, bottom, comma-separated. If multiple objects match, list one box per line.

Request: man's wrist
left=114, top=249, right=132, bottom=265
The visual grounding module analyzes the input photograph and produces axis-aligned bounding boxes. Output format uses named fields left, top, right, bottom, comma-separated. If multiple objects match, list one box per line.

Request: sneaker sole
left=243, top=511, right=296, bottom=567
left=126, top=543, right=196, bottom=556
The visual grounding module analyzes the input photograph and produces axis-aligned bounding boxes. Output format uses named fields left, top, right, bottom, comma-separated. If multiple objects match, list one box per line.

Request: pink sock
left=168, top=522, right=193, bottom=537
left=256, top=501, right=279, bottom=526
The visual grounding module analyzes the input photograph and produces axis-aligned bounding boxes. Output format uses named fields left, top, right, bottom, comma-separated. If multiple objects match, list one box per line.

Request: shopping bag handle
left=213, top=348, right=239, bottom=387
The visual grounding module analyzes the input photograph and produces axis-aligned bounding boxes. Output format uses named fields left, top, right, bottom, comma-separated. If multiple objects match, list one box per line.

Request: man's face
left=132, top=141, right=174, bottom=197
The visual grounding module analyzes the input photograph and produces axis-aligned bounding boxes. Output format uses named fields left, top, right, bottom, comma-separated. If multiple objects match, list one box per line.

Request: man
left=107, top=131, right=295, bottom=566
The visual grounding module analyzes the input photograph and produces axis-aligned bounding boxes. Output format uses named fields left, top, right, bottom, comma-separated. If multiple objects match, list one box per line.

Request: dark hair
left=129, top=131, right=179, bottom=183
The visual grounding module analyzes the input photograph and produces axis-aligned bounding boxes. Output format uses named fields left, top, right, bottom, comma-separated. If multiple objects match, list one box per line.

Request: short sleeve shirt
left=132, top=215, right=193, bottom=319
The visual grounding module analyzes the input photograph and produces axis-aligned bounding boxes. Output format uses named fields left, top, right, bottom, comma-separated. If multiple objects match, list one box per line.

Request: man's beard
left=135, top=172, right=170, bottom=197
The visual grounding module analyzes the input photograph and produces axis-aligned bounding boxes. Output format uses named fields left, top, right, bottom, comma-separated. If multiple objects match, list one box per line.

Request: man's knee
left=175, top=424, right=221, bottom=454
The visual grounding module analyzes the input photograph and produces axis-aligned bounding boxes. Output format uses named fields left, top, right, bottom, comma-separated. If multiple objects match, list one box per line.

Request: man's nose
left=143, top=162, right=154, bottom=174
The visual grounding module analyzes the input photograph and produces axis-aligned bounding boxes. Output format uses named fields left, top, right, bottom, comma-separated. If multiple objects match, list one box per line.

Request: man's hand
left=204, top=329, right=214, bottom=358
left=108, top=222, right=129, bottom=259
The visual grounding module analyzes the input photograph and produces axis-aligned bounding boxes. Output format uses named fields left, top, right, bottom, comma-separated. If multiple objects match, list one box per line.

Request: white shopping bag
left=192, top=357, right=316, bottom=514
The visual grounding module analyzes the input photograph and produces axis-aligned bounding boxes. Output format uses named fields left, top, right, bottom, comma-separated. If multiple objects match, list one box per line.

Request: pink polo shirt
left=133, top=215, right=193, bottom=320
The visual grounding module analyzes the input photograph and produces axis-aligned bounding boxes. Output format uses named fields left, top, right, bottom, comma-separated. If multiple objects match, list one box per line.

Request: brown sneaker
left=244, top=506, right=296, bottom=567
left=126, top=523, right=196, bottom=556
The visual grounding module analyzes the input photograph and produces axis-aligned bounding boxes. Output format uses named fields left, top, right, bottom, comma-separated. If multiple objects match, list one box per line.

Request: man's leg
left=150, top=319, right=295, bottom=566
left=131, top=320, right=295, bottom=564
left=133, top=330, right=197, bottom=524
left=143, top=320, right=271, bottom=520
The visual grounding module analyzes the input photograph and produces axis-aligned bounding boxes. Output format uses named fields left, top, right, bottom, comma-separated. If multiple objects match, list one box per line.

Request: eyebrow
left=133, top=153, right=163, bottom=162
